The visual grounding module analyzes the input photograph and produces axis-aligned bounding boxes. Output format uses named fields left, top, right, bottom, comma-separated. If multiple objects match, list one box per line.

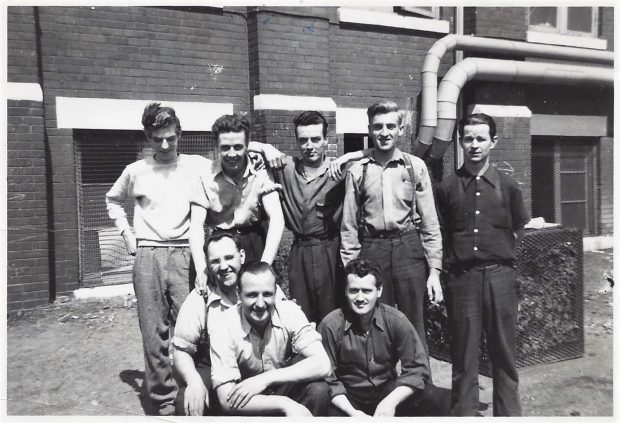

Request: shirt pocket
left=399, top=179, right=415, bottom=207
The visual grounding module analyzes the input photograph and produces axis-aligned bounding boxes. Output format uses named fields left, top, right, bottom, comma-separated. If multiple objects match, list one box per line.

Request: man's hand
left=194, top=271, right=208, bottom=296
left=227, top=374, right=270, bottom=409
left=351, top=409, right=371, bottom=417
left=280, top=399, right=313, bottom=416
left=328, top=156, right=348, bottom=180
left=122, top=230, right=137, bottom=256
left=426, top=269, right=443, bottom=305
left=374, top=396, right=398, bottom=417
left=184, top=381, right=209, bottom=416
left=261, top=144, right=285, bottom=169
left=248, top=151, right=265, bottom=171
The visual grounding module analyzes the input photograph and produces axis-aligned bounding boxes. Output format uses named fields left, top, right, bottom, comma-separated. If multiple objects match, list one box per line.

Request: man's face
left=460, top=124, right=497, bottom=164
left=296, top=124, right=327, bottom=166
left=148, top=123, right=179, bottom=162
left=239, top=272, right=277, bottom=328
left=218, top=131, right=248, bottom=174
left=346, top=273, right=382, bottom=317
left=369, top=112, right=403, bottom=153
left=206, top=237, right=245, bottom=291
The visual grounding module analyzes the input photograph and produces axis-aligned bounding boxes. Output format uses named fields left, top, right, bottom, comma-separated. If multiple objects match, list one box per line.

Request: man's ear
left=490, top=135, right=498, bottom=150
left=239, top=249, right=246, bottom=265
left=377, top=286, right=383, bottom=298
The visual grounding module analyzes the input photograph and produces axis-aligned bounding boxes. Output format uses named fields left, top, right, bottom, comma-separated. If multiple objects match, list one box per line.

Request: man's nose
left=356, top=292, right=364, bottom=301
left=256, top=296, right=265, bottom=308
left=161, top=139, right=169, bottom=149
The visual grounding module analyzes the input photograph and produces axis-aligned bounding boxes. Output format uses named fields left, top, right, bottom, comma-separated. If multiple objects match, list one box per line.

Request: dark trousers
left=174, top=361, right=220, bottom=415
left=133, top=246, right=192, bottom=415
left=288, top=236, right=343, bottom=323
left=360, top=230, right=429, bottom=352
left=327, top=381, right=446, bottom=416
left=447, top=264, right=522, bottom=416
left=237, top=230, right=265, bottom=264
left=267, top=380, right=330, bottom=416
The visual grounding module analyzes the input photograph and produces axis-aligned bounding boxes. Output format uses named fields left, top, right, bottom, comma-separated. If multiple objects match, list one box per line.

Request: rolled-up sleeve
left=340, top=168, right=361, bottom=266
left=283, top=302, right=322, bottom=355
left=171, top=290, right=205, bottom=355
left=510, top=181, right=530, bottom=230
left=209, top=313, right=242, bottom=389
left=413, top=159, right=442, bottom=270
left=393, top=314, right=430, bottom=391
left=317, top=320, right=347, bottom=399
left=190, top=173, right=211, bottom=209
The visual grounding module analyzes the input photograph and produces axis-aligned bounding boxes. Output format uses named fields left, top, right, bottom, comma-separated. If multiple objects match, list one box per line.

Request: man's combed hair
left=366, top=100, right=402, bottom=125
left=204, top=230, right=244, bottom=257
left=344, top=258, right=383, bottom=289
left=141, top=102, right=181, bottom=136
left=458, top=113, right=497, bottom=138
left=293, top=110, right=328, bottom=139
left=238, top=261, right=277, bottom=291
left=212, top=112, right=250, bottom=144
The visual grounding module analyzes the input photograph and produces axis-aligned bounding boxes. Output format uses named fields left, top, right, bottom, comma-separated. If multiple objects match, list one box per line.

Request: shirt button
left=474, top=246, right=478, bottom=251
left=475, top=210, right=480, bottom=215
left=474, top=228, right=479, bottom=233
left=476, top=176, right=481, bottom=180
left=476, top=192, right=481, bottom=196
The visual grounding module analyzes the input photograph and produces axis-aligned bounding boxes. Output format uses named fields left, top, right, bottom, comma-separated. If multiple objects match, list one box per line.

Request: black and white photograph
left=4, top=3, right=615, bottom=418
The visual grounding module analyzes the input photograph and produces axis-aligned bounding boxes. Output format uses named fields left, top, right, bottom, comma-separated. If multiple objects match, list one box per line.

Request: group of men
left=106, top=100, right=528, bottom=417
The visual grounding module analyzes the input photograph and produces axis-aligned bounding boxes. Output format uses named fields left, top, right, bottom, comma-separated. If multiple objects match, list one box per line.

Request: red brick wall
left=464, top=7, right=527, bottom=40
left=598, top=137, right=613, bottom=235
left=7, top=100, right=51, bottom=311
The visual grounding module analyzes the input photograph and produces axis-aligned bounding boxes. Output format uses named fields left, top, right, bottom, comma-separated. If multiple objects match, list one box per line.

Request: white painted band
left=56, top=97, right=233, bottom=131
left=526, top=30, right=607, bottom=51
left=7, top=82, right=43, bottom=102
left=531, top=114, right=608, bottom=137
left=253, top=94, right=337, bottom=111
left=336, top=107, right=368, bottom=134
left=468, top=104, right=532, bottom=118
left=338, top=7, right=450, bottom=34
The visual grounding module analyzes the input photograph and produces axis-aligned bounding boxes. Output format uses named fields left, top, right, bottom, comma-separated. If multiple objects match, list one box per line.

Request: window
left=338, top=7, right=449, bottom=34
left=529, top=7, right=598, bottom=37
left=396, top=6, right=440, bottom=19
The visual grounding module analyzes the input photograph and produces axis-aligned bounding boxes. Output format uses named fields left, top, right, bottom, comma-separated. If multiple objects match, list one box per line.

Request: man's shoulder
left=319, top=308, right=346, bottom=329
left=274, top=299, right=307, bottom=318
left=180, top=154, right=213, bottom=168
left=401, top=151, right=426, bottom=168
left=378, top=303, right=410, bottom=325
left=346, top=157, right=370, bottom=177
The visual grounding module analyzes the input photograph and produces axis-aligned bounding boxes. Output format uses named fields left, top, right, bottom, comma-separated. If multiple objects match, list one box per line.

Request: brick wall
left=8, top=7, right=40, bottom=83
left=598, top=137, right=613, bottom=235
left=7, top=100, right=51, bottom=311
left=465, top=7, right=527, bottom=40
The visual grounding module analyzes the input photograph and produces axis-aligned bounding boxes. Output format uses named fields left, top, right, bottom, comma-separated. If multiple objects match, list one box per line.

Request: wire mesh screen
left=426, top=227, right=584, bottom=376
left=74, top=130, right=216, bottom=287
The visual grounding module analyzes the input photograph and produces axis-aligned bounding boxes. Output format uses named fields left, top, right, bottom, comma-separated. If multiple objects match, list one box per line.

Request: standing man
left=189, top=112, right=285, bottom=291
left=251, top=110, right=370, bottom=322
left=436, top=113, right=529, bottom=416
left=340, top=100, right=443, bottom=351
left=106, top=103, right=211, bottom=415
left=209, top=262, right=331, bottom=416
left=318, top=258, right=446, bottom=417
left=172, top=231, right=285, bottom=416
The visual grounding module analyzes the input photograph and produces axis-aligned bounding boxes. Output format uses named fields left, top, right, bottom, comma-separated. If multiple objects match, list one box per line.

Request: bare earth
left=7, top=250, right=613, bottom=416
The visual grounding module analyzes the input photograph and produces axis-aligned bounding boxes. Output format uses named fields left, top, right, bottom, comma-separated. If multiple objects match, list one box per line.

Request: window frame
left=528, top=7, right=599, bottom=38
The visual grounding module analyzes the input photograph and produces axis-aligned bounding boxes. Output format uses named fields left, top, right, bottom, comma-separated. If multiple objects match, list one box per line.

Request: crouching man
left=209, top=262, right=331, bottom=416
left=318, top=258, right=447, bottom=417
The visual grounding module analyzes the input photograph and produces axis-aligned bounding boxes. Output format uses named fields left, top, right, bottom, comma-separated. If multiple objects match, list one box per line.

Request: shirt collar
left=294, top=156, right=331, bottom=182
left=206, top=285, right=237, bottom=309
left=213, top=155, right=256, bottom=180
left=458, top=164, right=499, bottom=189
left=367, top=148, right=405, bottom=166
left=343, top=305, right=385, bottom=333
left=239, top=302, right=283, bottom=337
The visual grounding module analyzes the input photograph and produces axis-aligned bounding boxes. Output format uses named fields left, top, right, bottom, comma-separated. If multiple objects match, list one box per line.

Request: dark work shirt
left=318, top=303, right=430, bottom=399
left=436, top=165, right=530, bottom=269
left=272, top=156, right=345, bottom=237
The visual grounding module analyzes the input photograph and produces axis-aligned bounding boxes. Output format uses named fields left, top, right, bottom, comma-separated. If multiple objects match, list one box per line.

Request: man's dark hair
left=237, top=261, right=277, bottom=292
left=366, top=100, right=402, bottom=125
left=293, top=110, right=328, bottom=139
left=141, top=102, right=181, bottom=137
left=204, top=230, right=244, bottom=257
left=212, top=112, right=250, bottom=145
left=458, top=112, right=497, bottom=138
left=344, top=258, right=383, bottom=289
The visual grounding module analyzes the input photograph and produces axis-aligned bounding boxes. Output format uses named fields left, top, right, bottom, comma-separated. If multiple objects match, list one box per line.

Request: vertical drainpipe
left=454, top=7, right=464, bottom=169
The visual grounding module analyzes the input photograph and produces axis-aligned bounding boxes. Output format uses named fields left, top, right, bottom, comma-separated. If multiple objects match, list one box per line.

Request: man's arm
left=331, top=394, right=370, bottom=416
left=340, top=170, right=362, bottom=266
left=173, top=349, right=209, bottom=416
left=248, top=141, right=285, bottom=169
left=328, top=148, right=373, bottom=180
left=261, top=190, right=284, bottom=264
left=216, top=382, right=311, bottom=416
left=189, top=204, right=208, bottom=294
left=106, top=167, right=136, bottom=255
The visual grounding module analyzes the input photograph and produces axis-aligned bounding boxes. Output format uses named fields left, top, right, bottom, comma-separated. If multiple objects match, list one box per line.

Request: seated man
left=209, top=262, right=331, bottom=416
left=171, top=232, right=285, bottom=415
left=318, top=258, right=447, bottom=417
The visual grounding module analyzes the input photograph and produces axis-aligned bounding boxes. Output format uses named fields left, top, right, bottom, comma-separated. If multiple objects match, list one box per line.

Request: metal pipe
left=429, top=57, right=614, bottom=159
left=415, top=34, right=614, bottom=156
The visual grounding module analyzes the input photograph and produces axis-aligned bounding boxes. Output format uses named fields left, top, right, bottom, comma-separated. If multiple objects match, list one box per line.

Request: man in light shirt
left=105, top=103, right=211, bottom=415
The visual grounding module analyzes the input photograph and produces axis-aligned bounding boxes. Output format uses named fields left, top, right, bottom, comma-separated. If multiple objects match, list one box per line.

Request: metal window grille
left=426, top=227, right=584, bottom=376
left=74, top=130, right=215, bottom=287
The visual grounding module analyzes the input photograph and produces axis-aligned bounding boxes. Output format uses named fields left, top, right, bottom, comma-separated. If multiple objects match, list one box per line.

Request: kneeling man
left=209, top=261, right=331, bottom=416
left=318, top=258, right=446, bottom=417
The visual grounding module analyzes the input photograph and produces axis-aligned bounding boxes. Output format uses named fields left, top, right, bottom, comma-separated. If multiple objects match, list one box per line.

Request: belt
left=293, top=232, right=338, bottom=242
left=367, top=228, right=416, bottom=240
left=449, top=260, right=514, bottom=273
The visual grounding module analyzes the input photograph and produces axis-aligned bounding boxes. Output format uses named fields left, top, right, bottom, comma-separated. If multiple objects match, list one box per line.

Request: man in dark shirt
left=318, top=258, right=446, bottom=417
left=436, top=113, right=530, bottom=416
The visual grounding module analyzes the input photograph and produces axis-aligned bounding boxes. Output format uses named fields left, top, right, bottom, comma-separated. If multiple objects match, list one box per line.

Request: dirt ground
left=6, top=250, right=613, bottom=416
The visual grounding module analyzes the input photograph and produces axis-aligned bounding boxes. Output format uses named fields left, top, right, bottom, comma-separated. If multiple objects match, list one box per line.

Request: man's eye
left=233, top=145, right=244, bottom=151
left=386, top=125, right=396, bottom=129
left=298, top=138, right=309, bottom=144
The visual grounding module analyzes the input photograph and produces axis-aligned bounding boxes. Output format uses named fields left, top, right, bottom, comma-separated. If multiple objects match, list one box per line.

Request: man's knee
left=306, top=380, right=329, bottom=399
